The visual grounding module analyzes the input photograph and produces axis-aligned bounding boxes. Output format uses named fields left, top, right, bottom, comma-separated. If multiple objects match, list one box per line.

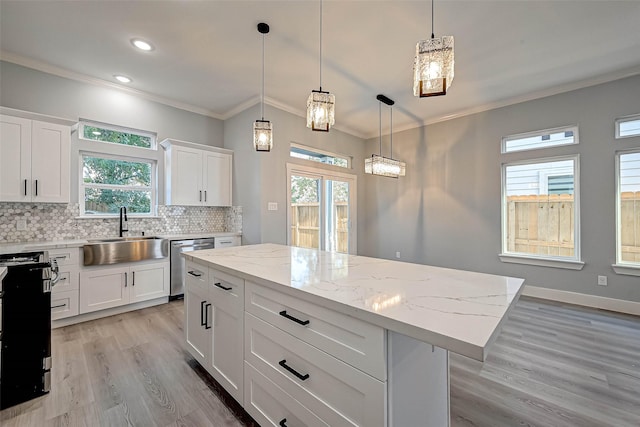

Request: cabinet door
left=170, top=146, right=203, bottom=206
left=129, top=262, right=169, bottom=303
left=0, top=115, right=31, bottom=202
left=202, top=151, right=232, bottom=206
left=79, top=267, right=130, bottom=314
left=209, top=270, right=244, bottom=404
left=184, top=283, right=211, bottom=367
left=31, top=121, right=70, bottom=203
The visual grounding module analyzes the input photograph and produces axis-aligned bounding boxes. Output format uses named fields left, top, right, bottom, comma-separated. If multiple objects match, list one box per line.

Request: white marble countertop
left=185, top=243, right=525, bottom=361
left=0, top=266, right=6, bottom=282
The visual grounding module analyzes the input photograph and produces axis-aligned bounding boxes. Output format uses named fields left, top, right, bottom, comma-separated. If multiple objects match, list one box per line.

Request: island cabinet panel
left=244, top=362, right=330, bottom=427
left=185, top=275, right=210, bottom=368
left=245, top=281, right=386, bottom=381
left=245, top=313, right=386, bottom=427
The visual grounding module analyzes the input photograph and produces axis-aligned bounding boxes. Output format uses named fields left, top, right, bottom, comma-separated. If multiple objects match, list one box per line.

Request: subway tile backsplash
left=0, top=203, right=242, bottom=243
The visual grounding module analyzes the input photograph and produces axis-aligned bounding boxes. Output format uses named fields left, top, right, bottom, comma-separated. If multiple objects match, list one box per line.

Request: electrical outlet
left=597, top=275, right=608, bottom=286
left=16, top=219, right=27, bottom=231
left=395, top=251, right=401, bottom=259
left=267, top=202, right=278, bottom=211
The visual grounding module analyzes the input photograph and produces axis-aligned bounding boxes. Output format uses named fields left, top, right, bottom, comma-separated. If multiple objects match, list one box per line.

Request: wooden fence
left=507, top=192, right=640, bottom=262
left=290, top=202, right=349, bottom=253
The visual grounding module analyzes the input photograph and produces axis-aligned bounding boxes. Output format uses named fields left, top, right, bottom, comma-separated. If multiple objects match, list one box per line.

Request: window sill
left=75, top=215, right=161, bottom=220
left=612, top=264, right=640, bottom=277
left=499, top=253, right=585, bottom=270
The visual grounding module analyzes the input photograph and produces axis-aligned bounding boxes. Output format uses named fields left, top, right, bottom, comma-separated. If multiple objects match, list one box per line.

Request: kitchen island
left=184, top=243, right=525, bottom=427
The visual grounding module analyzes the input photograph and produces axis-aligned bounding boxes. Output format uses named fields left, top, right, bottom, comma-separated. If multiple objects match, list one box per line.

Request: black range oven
left=0, top=251, right=58, bottom=409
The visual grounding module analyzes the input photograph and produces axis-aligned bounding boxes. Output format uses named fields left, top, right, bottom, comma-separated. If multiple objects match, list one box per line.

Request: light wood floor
left=1, top=297, right=639, bottom=426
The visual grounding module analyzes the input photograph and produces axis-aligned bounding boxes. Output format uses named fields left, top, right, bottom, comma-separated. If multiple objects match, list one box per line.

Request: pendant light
left=306, top=0, right=335, bottom=132
left=413, top=0, right=454, bottom=97
left=365, top=95, right=406, bottom=178
left=253, top=22, right=272, bottom=152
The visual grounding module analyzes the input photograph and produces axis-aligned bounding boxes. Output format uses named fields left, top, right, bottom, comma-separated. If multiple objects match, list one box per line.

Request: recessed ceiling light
left=131, top=38, right=154, bottom=51
left=114, top=75, right=132, bottom=83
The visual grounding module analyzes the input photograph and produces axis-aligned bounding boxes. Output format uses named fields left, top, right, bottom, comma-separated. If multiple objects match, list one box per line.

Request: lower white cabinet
left=185, top=278, right=211, bottom=368
left=49, top=248, right=80, bottom=320
left=79, top=261, right=168, bottom=314
left=51, top=289, right=79, bottom=320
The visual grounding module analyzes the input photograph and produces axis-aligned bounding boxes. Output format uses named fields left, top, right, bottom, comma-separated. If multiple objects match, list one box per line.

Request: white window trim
left=79, top=151, right=158, bottom=218
left=500, top=154, right=581, bottom=267
left=79, top=119, right=157, bottom=149
left=614, top=148, right=640, bottom=273
left=286, top=162, right=357, bottom=254
left=615, top=113, right=640, bottom=139
left=501, top=125, right=578, bottom=154
left=290, top=142, right=352, bottom=169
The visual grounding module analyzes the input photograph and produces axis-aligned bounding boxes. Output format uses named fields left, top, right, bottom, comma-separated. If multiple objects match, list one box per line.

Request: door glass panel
left=326, top=180, right=350, bottom=253
left=290, top=174, right=321, bottom=249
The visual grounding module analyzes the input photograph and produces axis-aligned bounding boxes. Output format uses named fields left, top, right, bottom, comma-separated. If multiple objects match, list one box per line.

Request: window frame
left=613, top=148, right=640, bottom=276
left=501, top=125, right=578, bottom=154
left=500, top=154, right=584, bottom=270
left=290, top=142, right=352, bottom=169
left=615, top=113, right=640, bottom=139
left=78, top=119, right=157, bottom=149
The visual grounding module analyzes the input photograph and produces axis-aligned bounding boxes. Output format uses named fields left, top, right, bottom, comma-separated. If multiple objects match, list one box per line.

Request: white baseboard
left=52, top=297, right=169, bottom=328
left=522, top=285, right=640, bottom=316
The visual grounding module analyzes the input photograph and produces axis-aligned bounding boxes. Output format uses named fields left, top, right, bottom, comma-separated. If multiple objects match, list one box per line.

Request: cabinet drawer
left=52, top=268, right=79, bottom=293
left=48, top=248, right=80, bottom=266
left=210, top=268, right=244, bottom=307
left=245, top=313, right=386, bottom=427
left=245, top=361, right=329, bottom=427
left=214, top=236, right=240, bottom=248
left=51, top=289, right=79, bottom=320
left=185, top=260, right=208, bottom=293
left=245, top=281, right=386, bottom=381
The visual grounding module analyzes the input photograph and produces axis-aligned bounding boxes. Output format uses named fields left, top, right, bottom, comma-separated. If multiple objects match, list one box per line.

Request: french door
left=287, top=164, right=357, bottom=254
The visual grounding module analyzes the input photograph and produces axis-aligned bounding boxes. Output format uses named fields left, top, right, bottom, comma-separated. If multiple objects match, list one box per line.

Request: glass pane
left=290, top=175, right=321, bottom=249
left=326, top=180, right=349, bottom=253
left=82, top=124, right=152, bottom=148
left=83, top=156, right=151, bottom=187
left=619, top=118, right=640, bottom=138
left=503, top=128, right=576, bottom=153
left=290, top=146, right=349, bottom=168
left=84, top=188, right=151, bottom=215
left=505, top=159, right=575, bottom=258
left=619, top=152, right=640, bottom=263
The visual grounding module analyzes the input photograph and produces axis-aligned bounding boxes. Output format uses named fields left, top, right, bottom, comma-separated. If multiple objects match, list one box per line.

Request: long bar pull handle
left=24, top=179, right=28, bottom=196
left=35, top=179, right=38, bottom=196
left=132, top=271, right=135, bottom=286
left=51, top=303, right=67, bottom=309
left=204, top=190, right=207, bottom=202
left=188, top=271, right=202, bottom=277
left=124, top=272, right=128, bottom=287
left=205, top=303, right=212, bottom=329
left=214, top=282, right=232, bottom=291
left=279, top=310, right=310, bottom=326
left=279, top=419, right=288, bottom=427
left=201, top=301, right=206, bottom=326
left=199, top=190, right=202, bottom=202
left=279, top=360, right=309, bottom=381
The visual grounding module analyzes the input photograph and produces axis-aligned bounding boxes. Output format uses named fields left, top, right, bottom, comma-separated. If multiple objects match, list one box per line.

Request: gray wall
left=224, top=103, right=366, bottom=248
left=362, top=74, right=640, bottom=303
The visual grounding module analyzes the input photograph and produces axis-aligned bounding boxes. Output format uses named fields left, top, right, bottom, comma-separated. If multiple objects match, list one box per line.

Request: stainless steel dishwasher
left=170, top=238, right=214, bottom=299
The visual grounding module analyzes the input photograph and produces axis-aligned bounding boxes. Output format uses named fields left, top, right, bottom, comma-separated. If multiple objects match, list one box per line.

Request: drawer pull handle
left=201, top=301, right=207, bottom=326
left=59, top=276, right=68, bottom=281
left=204, top=303, right=212, bottom=329
left=279, top=359, right=309, bottom=381
left=214, top=282, right=232, bottom=291
left=51, top=303, right=67, bottom=309
left=188, top=271, right=202, bottom=277
left=279, top=310, right=310, bottom=326
left=279, top=419, right=288, bottom=427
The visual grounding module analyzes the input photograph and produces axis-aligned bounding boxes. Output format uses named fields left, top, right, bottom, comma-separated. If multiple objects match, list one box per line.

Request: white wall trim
left=498, top=253, right=585, bottom=270
left=51, top=297, right=168, bottom=328
left=522, top=285, right=640, bottom=316
left=612, top=263, right=640, bottom=277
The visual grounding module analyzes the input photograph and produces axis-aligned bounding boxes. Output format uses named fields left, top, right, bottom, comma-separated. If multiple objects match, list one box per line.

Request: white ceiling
left=1, top=1, right=639, bottom=139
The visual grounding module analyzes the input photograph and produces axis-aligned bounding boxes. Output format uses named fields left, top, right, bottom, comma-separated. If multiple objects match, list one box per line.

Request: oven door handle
left=173, top=244, right=213, bottom=250
left=50, top=258, right=60, bottom=285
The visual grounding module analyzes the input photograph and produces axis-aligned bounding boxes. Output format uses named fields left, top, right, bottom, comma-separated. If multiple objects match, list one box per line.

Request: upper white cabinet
left=0, top=113, right=72, bottom=203
left=161, top=138, right=232, bottom=207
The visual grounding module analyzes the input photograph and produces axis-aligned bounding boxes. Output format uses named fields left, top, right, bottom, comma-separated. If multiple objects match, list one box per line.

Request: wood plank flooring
left=1, top=296, right=639, bottom=426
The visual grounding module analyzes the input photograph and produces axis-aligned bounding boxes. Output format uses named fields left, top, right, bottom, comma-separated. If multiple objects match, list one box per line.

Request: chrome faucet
left=119, top=206, right=129, bottom=237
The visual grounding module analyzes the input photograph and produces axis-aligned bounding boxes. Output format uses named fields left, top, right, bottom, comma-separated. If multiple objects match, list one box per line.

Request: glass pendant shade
left=306, top=90, right=335, bottom=132
left=253, top=119, right=273, bottom=152
left=365, top=155, right=406, bottom=178
left=413, top=35, right=454, bottom=97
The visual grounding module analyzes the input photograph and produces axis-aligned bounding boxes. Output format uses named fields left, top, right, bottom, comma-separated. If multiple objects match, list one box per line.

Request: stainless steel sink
left=83, top=237, right=169, bottom=266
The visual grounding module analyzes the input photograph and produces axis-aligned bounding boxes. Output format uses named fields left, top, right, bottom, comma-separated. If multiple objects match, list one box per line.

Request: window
left=501, top=156, right=581, bottom=266
left=502, top=126, right=578, bottom=153
left=615, top=150, right=640, bottom=271
left=615, top=114, right=640, bottom=139
left=78, top=120, right=158, bottom=217
left=290, top=143, right=351, bottom=168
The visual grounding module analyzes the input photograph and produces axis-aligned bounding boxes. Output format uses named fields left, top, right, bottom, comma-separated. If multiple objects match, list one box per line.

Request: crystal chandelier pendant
left=413, top=35, right=454, bottom=97
left=365, top=154, right=406, bottom=178
left=253, top=119, right=273, bottom=152
left=307, top=90, right=335, bottom=132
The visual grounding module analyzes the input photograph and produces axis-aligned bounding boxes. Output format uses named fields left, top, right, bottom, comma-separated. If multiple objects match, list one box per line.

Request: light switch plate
left=267, top=202, right=278, bottom=211
left=16, top=219, right=27, bottom=231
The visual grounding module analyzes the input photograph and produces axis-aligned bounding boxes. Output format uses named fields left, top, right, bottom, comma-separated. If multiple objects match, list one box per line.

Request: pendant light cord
left=319, top=0, right=323, bottom=90
left=390, top=106, right=393, bottom=159
left=378, top=101, right=382, bottom=155
left=261, top=31, right=265, bottom=120
left=431, top=0, right=435, bottom=39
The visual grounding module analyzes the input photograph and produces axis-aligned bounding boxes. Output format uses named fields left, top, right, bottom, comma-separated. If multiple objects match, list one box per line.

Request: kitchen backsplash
left=0, top=203, right=242, bottom=243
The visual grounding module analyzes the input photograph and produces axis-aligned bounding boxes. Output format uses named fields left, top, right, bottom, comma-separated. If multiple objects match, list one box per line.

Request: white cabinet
left=214, top=236, right=241, bottom=248
left=50, top=248, right=81, bottom=320
left=79, top=261, right=168, bottom=314
left=161, top=138, right=232, bottom=207
left=0, top=115, right=71, bottom=203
